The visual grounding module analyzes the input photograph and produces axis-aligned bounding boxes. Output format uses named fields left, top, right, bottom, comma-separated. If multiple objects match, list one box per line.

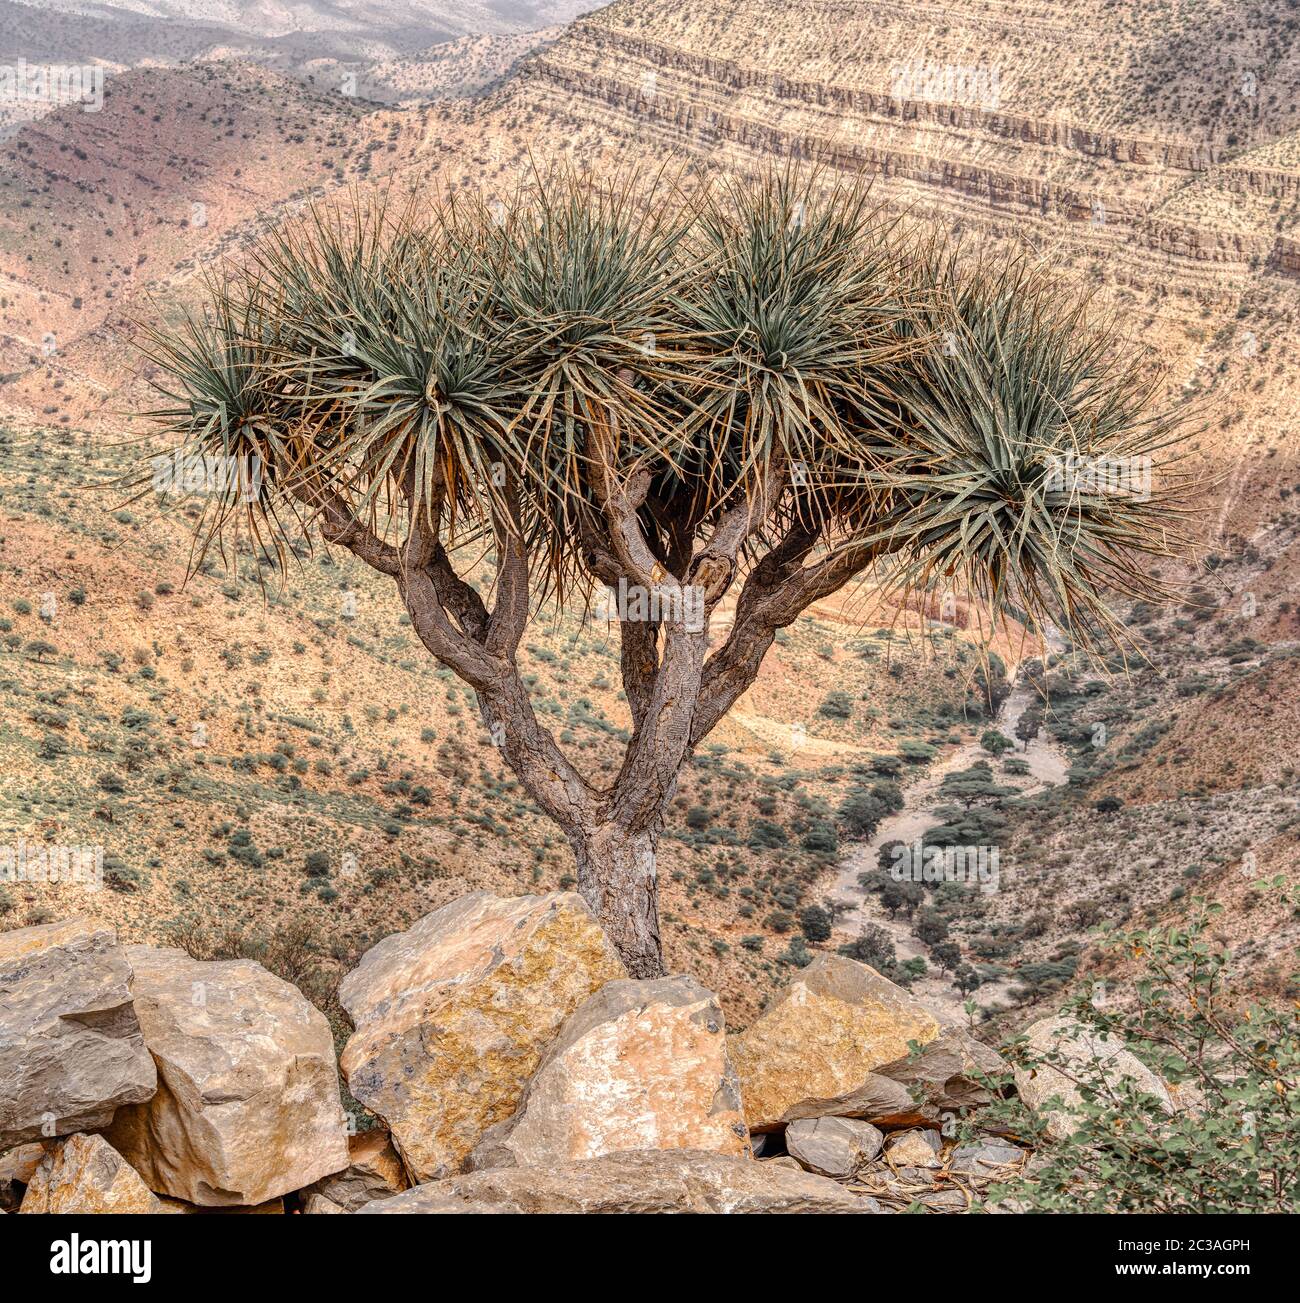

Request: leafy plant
left=980, top=886, right=1300, bottom=1212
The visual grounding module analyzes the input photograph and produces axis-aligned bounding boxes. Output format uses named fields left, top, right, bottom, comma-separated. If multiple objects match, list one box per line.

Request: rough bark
left=569, top=825, right=663, bottom=979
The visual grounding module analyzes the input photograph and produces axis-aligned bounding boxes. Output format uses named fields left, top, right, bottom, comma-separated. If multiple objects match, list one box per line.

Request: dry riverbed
left=822, top=679, right=1069, bottom=1022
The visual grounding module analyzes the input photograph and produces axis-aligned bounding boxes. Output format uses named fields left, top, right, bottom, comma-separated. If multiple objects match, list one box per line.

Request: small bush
left=978, top=889, right=1300, bottom=1212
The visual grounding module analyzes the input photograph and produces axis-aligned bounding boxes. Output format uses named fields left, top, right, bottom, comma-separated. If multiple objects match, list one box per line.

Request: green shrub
left=980, top=728, right=1013, bottom=756
left=103, top=856, right=145, bottom=893
left=799, top=903, right=832, bottom=943
left=304, top=850, right=331, bottom=879
left=799, top=821, right=838, bottom=855
left=818, top=690, right=853, bottom=720
left=748, top=819, right=787, bottom=849
left=978, top=889, right=1300, bottom=1212
left=686, top=805, right=712, bottom=830
left=779, top=936, right=813, bottom=968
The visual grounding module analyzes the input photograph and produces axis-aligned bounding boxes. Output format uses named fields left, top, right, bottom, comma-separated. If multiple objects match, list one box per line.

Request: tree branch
left=291, top=481, right=403, bottom=577
left=688, top=526, right=892, bottom=747
left=485, top=480, right=530, bottom=657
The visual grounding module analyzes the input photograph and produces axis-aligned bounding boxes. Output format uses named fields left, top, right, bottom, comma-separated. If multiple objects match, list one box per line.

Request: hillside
left=0, top=0, right=594, bottom=80
left=1, top=0, right=1298, bottom=1044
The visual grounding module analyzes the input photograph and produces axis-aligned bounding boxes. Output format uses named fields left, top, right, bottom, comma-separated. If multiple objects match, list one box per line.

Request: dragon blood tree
left=142, top=172, right=1190, bottom=977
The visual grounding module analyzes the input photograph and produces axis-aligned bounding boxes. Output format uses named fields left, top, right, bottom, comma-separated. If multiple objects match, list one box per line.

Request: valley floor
left=823, top=677, right=1070, bottom=1022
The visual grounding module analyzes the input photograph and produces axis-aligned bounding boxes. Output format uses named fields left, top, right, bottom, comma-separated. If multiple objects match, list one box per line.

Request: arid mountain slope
left=486, top=0, right=1300, bottom=528
left=6, top=0, right=1300, bottom=535
left=3, top=0, right=593, bottom=67
left=1, top=0, right=1297, bottom=1026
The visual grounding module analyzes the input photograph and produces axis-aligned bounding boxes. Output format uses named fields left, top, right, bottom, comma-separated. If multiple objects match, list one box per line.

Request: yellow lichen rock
left=469, top=976, right=750, bottom=1169
left=20, top=1134, right=160, bottom=1214
left=104, top=946, right=349, bottom=1207
left=730, top=955, right=942, bottom=1131
left=339, top=891, right=625, bottom=1182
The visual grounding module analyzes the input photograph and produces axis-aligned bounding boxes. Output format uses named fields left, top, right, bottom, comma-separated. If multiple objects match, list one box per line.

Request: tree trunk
left=570, top=823, right=664, bottom=978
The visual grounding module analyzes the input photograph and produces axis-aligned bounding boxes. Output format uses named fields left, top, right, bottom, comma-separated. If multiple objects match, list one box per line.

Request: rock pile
left=730, top=954, right=1003, bottom=1130
left=0, top=889, right=1170, bottom=1216
left=467, top=975, right=749, bottom=1170
left=0, top=919, right=156, bottom=1149
left=103, top=944, right=349, bottom=1205
left=357, top=1148, right=873, bottom=1214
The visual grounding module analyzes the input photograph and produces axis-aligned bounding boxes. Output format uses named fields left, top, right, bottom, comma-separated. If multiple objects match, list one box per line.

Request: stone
left=339, top=891, right=625, bottom=1181
left=730, top=955, right=943, bottom=1130
left=469, top=976, right=748, bottom=1170
left=916, top=1188, right=969, bottom=1212
left=883, top=1128, right=942, bottom=1167
left=949, top=1140, right=1025, bottom=1177
left=302, top=1130, right=408, bottom=1211
left=356, top=1149, right=878, bottom=1214
left=785, top=1116, right=883, bottom=1178
left=302, top=1192, right=348, bottom=1214
left=0, top=1142, right=45, bottom=1211
left=1168, top=1079, right=1207, bottom=1115
left=104, top=945, right=349, bottom=1206
left=850, top=1157, right=944, bottom=1209
left=1012, top=1016, right=1174, bottom=1142
left=156, top=1195, right=285, bottom=1214
left=0, top=918, right=156, bottom=1147
left=0, top=1143, right=45, bottom=1186
left=873, top=1025, right=1008, bottom=1115
left=19, top=1134, right=161, bottom=1213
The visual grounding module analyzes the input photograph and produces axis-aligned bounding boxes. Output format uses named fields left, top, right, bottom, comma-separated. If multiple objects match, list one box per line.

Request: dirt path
left=822, top=678, right=1070, bottom=1023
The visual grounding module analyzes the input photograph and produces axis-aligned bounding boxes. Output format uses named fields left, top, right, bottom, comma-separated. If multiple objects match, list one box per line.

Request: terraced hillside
left=458, top=0, right=1300, bottom=537
left=1, top=0, right=1298, bottom=1033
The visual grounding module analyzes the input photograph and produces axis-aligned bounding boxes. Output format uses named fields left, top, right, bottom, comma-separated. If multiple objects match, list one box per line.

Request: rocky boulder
left=302, top=1192, right=348, bottom=1214
left=1, top=1143, right=45, bottom=1185
left=785, top=1116, right=883, bottom=1178
left=873, top=1025, right=1007, bottom=1114
left=19, top=1134, right=160, bottom=1214
left=356, top=1149, right=877, bottom=1214
left=469, top=976, right=748, bottom=1170
left=0, top=918, right=156, bottom=1148
left=883, top=1128, right=943, bottom=1168
left=156, top=1195, right=285, bottom=1214
left=339, top=891, right=625, bottom=1181
left=731, top=955, right=1003, bottom=1130
left=1013, top=1015, right=1174, bottom=1142
left=0, top=1143, right=44, bottom=1212
left=104, top=945, right=349, bottom=1206
left=301, top=1130, right=408, bottom=1212
left=949, top=1140, right=1026, bottom=1177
